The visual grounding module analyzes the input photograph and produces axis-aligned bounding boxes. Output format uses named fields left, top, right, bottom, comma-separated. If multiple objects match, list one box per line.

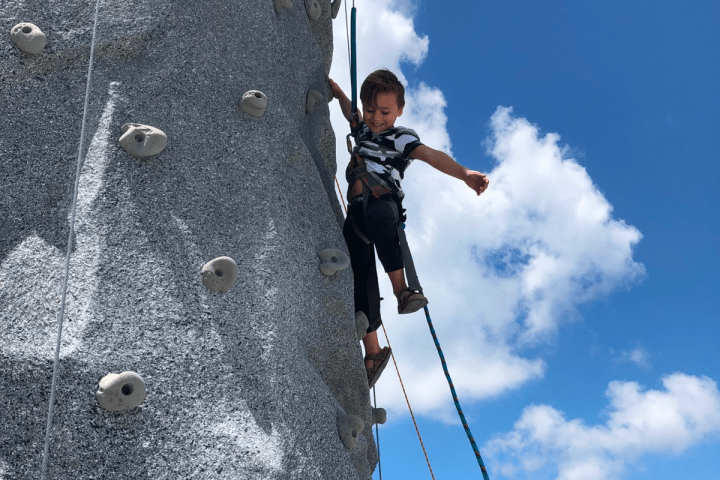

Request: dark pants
left=342, top=195, right=404, bottom=333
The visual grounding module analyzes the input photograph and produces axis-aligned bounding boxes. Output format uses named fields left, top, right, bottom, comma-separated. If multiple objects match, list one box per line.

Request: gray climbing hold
left=305, top=0, right=322, bottom=21
left=201, top=256, right=238, bottom=293
left=273, top=0, right=292, bottom=12
left=119, top=123, right=167, bottom=157
left=355, top=311, right=369, bottom=340
left=331, top=0, right=342, bottom=19
left=96, top=371, right=146, bottom=412
left=239, top=90, right=268, bottom=118
left=10, top=23, right=47, bottom=55
left=337, top=414, right=365, bottom=449
left=306, top=89, right=324, bottom=114
left=371, top=407, right=387, bottom=426
left=318, top=248, right=349, bottom=276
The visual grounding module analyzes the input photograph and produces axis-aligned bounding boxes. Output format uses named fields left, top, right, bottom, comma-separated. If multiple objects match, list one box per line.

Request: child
left=328, top=69, right=489, bottom=388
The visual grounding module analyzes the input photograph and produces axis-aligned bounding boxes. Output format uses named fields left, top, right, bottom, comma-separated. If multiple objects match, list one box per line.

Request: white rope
left=373, top=386, right=383, bottom=480
left=40, top=0, right=103, bottom=477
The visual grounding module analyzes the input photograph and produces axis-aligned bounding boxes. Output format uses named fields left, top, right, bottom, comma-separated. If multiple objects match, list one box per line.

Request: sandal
left=396, top=288, right=429, bottom=314
left=365, top=346, right=392, bottom=389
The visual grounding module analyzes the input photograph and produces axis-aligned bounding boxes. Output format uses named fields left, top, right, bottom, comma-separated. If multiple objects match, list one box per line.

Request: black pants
left=342, top=195, right=404, bottom=333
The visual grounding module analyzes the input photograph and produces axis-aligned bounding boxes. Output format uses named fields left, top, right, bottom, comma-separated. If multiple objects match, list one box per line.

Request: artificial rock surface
left=0, top=0, right=375, bottom=479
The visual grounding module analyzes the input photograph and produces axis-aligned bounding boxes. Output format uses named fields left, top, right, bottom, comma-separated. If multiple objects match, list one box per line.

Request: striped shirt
left=350, top=121, right=424, bottom=200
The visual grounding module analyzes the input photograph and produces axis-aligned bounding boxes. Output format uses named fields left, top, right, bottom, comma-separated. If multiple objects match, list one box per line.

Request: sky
left=327, top=1, right=720, bottom=479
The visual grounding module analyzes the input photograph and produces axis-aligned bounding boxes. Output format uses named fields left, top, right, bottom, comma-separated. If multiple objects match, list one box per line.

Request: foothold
left=10, top=23, right=47, bottom=55
left=239, top=90, right=268, bottom=118
left=305, top=0, right=322, bottom=21
left=318, top=248, right=349, bottom=276
left=119, top=123, right=167, bottom=157
left=355, top=312, right=369, bottom=340
left=337, top=414, right=365, bottom=449
left=96, top=371, right=146, bottom=412
left=371, top=407, right=387, bottom=426
left=201, top=256, right=238, bottom=293
left=331, top=0, right=342, bottom=19
left=273, top=0, right=292, bottom=12
left=306, top=89, right=324, bottom=114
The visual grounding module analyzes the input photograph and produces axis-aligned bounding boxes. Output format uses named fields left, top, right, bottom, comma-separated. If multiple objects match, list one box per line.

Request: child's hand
left=465, top=170, right=489, bottom=195
left=328, top=78, right=344, bottom=100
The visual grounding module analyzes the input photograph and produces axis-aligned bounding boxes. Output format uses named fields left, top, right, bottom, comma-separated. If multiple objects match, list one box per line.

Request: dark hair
left=360, top=68, right=405, bottom=109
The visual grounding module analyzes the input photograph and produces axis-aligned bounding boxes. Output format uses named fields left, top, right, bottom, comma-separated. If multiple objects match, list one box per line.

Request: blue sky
left=329, top=0, right=719, bottom=479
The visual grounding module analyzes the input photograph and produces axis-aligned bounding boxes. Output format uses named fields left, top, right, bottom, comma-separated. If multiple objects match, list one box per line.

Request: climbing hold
left=318, top=248, right=349, bottom=276
left=331, top=0, right=342, bottom=19
left=201, top=256, right=238, bottom=293
left=273, top=0, right=292, bottom=12
left=10, top=23, right=47, bottom=55
left=306, top=89, right=324, bottom=114
left=371, top=407, right=387, bottom=426
left=96, top=371, right=146, bottom=412
left=337, top=414, right=365, bottom=449
left=355, top=311, right=369, bottom=340
left=239, top=90, right=268, bottom=118
left=119, top=123, right=167, bottom=157
left=305, top=0, right=322, bottom=21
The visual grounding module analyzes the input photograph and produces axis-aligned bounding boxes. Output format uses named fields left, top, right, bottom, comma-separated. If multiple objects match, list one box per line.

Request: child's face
left=363, top=92, right=404, bottom=133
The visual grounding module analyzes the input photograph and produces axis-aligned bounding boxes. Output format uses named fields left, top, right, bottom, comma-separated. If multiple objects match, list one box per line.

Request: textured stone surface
left=0, top=0, right=374, bottom=478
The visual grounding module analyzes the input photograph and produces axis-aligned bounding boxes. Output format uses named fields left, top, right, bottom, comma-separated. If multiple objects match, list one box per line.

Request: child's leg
left=387, top=268, right=408, bottom=296
left=362, top=331, right=382, bottom=369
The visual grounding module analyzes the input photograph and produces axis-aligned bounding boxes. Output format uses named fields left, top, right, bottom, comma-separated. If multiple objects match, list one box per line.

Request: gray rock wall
left=0, top=0, right=377, bottom=478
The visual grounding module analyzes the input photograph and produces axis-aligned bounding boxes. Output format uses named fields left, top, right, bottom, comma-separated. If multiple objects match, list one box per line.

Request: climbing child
left=328, top=69, right=489, bottom=388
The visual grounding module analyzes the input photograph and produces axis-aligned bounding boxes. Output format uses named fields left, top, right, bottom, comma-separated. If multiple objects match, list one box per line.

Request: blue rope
left=423, top=305, right=490, bottom=480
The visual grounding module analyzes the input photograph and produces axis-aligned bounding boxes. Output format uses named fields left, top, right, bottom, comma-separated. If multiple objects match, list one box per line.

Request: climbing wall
left=0, top=0, right=379, bottom=478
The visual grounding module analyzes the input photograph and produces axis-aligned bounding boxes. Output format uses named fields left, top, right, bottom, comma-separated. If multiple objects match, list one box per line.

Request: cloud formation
left=329, top=1, right=644, bottom=417
left=484, top=374, right=720, bottom=480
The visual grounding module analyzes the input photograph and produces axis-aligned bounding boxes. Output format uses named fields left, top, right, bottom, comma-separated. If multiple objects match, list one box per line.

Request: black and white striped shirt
left=352, top=121, right=424, bottom=200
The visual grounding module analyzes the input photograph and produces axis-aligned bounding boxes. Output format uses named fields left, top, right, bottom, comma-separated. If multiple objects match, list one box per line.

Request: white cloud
left=329, top=1, right=644, bottom=418
left=484, top=373, right=720, bottom=480
left=615, top=344, right=651, bottom=369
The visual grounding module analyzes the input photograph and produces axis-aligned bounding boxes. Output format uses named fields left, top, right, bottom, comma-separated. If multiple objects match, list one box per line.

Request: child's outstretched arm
left=328, top=78, right=363, bottom=124
left=410, top=145, right=489, bottom=196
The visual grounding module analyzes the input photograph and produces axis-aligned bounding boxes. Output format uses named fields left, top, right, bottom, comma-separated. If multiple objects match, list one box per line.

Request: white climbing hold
left=273, top=0, right=292, bottom=12
left=239, top=90, right=268, bottom=118
left=119, top=123, right=167, bottom=157
left=305, top=0, right=322, bottom=21
left=318, top=248, right=349, bottom=276
left=355, top=311, right=369, bottom=340
left=10, top=23, right=47, bottom=55
left=337, top=414, right=365, bottom=449
left=371, top=407, right=387, bottom=426
left=201, top=256, right=238, bottom=293
left=331, top=0, right=342, bottom=19
left=306, top=89, right=324, bottom=114
left=96, top=371, right=146, bottom=412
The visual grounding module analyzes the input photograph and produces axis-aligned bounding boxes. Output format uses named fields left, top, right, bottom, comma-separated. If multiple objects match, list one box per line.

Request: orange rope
left=335, top=175, right=348, bottom=216
left=381, top=323, right=436, bottom=480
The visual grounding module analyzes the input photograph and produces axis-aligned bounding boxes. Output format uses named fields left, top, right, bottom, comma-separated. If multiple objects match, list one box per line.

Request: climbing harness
left=40, top=0, right=103, bottom=478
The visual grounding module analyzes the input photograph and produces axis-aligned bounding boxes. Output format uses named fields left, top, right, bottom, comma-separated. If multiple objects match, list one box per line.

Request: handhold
left=201, top=256, right=238, bottom=293
left=306, top=89, right=324, bottom=114
left=239, top=90, right=268, bottom=118
left=355, top=311, right=369, bottom=340
left=371, top=407, right=387, bottom=426
left=318, top=248, right=349, bottom=276
left=273, top=0, right=292, bottom=12
left=119, top=123, right=167, bottom=157
left=10, top=23, right=47, bottom=55
left=331, top=0, right=342, bottom=19
left=96, top=371, right=146, bottom=412
left=305, top=0, right=322, bottom=21
left=337, top=414, right=365, bottom=449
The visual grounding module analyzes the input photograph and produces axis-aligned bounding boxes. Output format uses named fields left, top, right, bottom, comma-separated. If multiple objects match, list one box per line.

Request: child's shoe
left=365, top=346, right=392, bottom=388
left=396, top=288, right=429, bottom=314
